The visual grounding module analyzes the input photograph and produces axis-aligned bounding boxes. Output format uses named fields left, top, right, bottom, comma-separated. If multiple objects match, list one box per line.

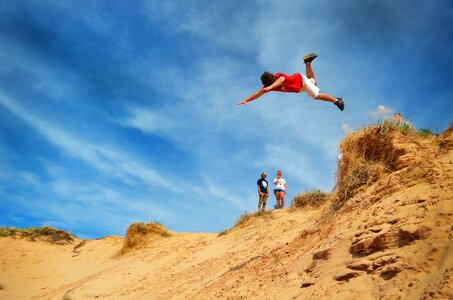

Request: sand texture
left=1, top=124, right=452, bottom=299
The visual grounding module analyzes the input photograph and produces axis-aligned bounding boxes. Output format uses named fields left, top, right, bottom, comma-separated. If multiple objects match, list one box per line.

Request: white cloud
left=0, top=92, right=250, bottom=231
left=341, top=123, right=353, bottom=135
left=201, top=174, right=247, bottom=209
left=0, top=92, right=175, bottom=191
left=4, top=1, right=448, bottom=238
left=370, top=104, right=394, bottom=119
left=119, top=106, right=171, bottom=134
left=144, top=2, right=261, bottom=54
left=260, top=142, right=334, bottom=191
left=0, top=43, right=79, bottom=104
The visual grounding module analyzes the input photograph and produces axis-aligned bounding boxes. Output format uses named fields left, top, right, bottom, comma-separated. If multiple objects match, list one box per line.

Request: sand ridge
left=1, top=125, right=452, bottom=299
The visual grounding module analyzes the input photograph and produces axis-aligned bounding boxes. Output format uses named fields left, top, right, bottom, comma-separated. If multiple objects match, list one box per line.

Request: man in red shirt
left=236, top=53, right=345, bottom=111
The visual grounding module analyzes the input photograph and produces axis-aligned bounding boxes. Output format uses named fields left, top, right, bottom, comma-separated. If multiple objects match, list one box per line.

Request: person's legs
left=316, top=94, right=344, bottom=111
left=303, top=54, right=344, bottom=111
left=258, top=194, right=263, bottom=210
left=281, top=193, right=285, bottom=208
left=276, top=192, right=284, bottom=208
left=259, top=193, right=267, bottom=210
left=315, top=93, right=337, bottom=103
left=305, top=62, right=316, bottom=84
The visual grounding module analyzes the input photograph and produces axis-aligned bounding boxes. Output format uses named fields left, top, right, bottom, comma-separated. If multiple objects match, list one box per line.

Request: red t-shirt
left=266, top=72, right=303, bottom=93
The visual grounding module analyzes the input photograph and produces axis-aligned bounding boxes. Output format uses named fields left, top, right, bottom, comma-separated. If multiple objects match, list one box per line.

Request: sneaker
left=303, top=53, right=318, bottom=64
left=335, top=98, right=345, bottom=111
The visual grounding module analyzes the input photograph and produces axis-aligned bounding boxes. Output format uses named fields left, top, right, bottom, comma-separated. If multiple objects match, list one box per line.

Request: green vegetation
left=418, top=128, right=433, bottom=137
left=395, top=120, right=416, bottom=135
left=0, top=226, right=75, bottom=243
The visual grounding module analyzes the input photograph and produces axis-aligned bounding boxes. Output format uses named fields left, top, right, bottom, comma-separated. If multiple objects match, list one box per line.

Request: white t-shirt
left=273, top=178, right=286, bottom=191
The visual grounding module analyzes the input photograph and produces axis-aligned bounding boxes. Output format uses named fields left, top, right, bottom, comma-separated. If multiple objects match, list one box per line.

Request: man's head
left=261, top=172, right=267, bottom=179
left=261, top=71, right=275, bottom=87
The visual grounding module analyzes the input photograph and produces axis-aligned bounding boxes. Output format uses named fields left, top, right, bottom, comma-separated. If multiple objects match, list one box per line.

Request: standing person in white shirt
left=273, top=170, right=287, bottom=209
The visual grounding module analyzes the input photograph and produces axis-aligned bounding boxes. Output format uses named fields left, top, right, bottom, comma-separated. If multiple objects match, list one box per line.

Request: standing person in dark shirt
left=257, top=172, right=269, bottom=211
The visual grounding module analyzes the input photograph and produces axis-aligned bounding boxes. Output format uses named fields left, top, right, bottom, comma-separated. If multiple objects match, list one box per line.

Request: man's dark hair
left=261, top=71, right=275, bottom=87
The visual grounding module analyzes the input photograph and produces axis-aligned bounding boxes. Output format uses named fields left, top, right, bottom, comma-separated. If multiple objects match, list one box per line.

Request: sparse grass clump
left=235, top=210, right=272, bottom=228
left=291, top=190, right=330, bottom=209
left=0, top=226, right=75, bottom=244
left=0, top=227, right=17, bottom=237
left=218, top=210, right=273, bottom=237
left=418, top=128, right=433, bottom=137
left=394, top=120, right=416, bottom=135
left=119, top=222, right=171, bottom=255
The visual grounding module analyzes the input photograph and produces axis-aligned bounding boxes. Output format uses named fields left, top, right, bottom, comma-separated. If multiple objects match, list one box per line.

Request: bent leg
left=315, top=93, right=337, bottom=103
left=305, top=63, right=317, bottom=84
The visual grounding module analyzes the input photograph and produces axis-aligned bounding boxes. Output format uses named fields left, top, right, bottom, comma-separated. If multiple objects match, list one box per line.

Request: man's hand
left=236, top=100, right=248, bottom=106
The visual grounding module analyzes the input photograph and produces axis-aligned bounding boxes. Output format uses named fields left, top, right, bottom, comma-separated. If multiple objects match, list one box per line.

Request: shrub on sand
left=0, top=226, right=75, bottom=244
left=291, top=190, right=329, bottom=209
left=395, top=120, right=416, bottom=135
left=333, top=121, right=404, bottom=210
left=119, top=222, right=171, bottom=254
left=235, top=210, right=272, bottom=228
left=0, top=227, right=17, bottom=237
left=332, top=119, right=436, bottom=212
left=418, top=128, right=433, bottom=137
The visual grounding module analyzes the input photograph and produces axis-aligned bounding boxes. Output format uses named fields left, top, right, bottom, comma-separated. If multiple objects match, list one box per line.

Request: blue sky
left=0, top=1, right=452, bottom=238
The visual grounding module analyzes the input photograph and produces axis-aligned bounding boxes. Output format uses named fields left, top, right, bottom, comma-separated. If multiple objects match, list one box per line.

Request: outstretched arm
left=236, top=89, right=266, bottom=106
left=236, top=76, right=284, bottom=106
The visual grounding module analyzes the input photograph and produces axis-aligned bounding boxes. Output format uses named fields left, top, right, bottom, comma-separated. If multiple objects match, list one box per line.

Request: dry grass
left=291, top=190, right=330, bottom=209
left=235, top=210, right=273, bottom=228
left=119, top=222, right=171, bottom=255
left=0, top=226, right=75, bottom=244
left=218, top=210, right=273, bottom=236
left=332, top=121, right=416, bottom=211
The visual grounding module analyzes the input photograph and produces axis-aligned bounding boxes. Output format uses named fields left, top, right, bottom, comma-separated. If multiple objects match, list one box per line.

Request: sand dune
left=1, top=123, right=452, bottom=299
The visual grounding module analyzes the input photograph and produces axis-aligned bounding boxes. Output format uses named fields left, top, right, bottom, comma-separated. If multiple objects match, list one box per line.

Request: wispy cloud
left=0, top=92, right=174, bottom=190
left=118, top=106, right=171, bottom=134
left=1, top=1, right=451, bottom=238
left=370, top=105, right=394, bottom=120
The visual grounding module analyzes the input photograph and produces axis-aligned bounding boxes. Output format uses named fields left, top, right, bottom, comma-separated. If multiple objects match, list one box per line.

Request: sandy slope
left=0, top=209, right=316, bottom=299
left=1, top=127, right=452, bottom=300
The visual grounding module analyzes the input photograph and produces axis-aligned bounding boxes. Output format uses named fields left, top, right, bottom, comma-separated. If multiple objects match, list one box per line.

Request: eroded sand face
left=1, top=128, right=452, bottom=299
